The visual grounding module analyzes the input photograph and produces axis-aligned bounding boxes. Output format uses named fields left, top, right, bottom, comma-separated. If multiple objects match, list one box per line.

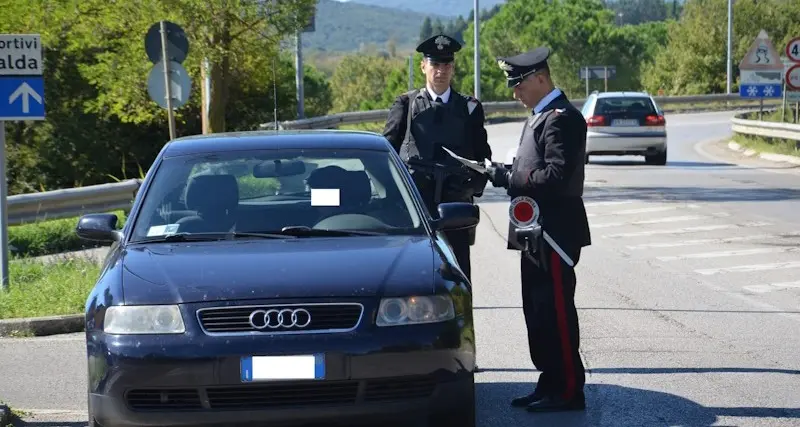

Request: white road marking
left=696, top=261, right=800, bottom=275
left=583, top=200, right=636, bottom=207
left=592, top=213, right=731, bottom=229
left=742, top=281, right=800, bottom=294
left=657, top=247, right=799, bottom=261
left=587, top=205, right=700, bottom=218
left=625, top=233, right=798, bottom=249
left=603, top=222, right=771, bottom=238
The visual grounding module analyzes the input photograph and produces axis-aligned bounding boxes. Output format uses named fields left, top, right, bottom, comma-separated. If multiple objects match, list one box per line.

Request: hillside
left=334, top=0, right=508, bottom=18
left=302, top=0, right=452, bottom=53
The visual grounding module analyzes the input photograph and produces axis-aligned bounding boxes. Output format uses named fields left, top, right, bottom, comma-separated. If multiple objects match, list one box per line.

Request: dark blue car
left=77, top=130, right=479, bottom=427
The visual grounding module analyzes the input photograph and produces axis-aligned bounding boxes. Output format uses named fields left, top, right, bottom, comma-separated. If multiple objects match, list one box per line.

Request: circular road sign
left=786, top=64, right=800, bottom=91
left=145, top=21, right=190, bottom=64
left=786, top=36, right=800, bottom=63
left=509, top=196, right=540, bottom=227
left=147, top=60, right=193, bottom=110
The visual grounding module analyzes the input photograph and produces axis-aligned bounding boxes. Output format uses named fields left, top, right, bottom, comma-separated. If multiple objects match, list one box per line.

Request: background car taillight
left=645, top=114, right=665, bottom=126
left=586, top=115, right=605, bottom=127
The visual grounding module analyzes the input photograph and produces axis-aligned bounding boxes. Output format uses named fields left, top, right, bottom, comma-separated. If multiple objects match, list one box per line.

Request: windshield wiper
left=134, top=231, right=295, bottom=244
left=275, top=226, right=386, bottom=237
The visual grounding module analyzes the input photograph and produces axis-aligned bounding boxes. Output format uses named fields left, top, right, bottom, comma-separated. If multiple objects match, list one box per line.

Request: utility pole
left=295, top=30, right=304, bottom=119
left=727, top=0, right=733, bottom=94
left=473, top=0, right=481, bottom=99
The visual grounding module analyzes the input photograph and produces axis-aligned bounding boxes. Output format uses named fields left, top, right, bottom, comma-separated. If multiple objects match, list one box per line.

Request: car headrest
left=185, top=174, right=239, bottom=213
left=306, top=166, right=371, bottom=207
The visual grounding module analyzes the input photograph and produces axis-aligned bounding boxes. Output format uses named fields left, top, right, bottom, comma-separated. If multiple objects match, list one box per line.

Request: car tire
left=645, top=149, right=667, bottom=166
left=430, top=374, right=475, bottom=427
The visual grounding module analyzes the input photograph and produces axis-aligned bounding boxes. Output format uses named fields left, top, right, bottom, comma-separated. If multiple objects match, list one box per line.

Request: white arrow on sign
left=8, top=82, right=43, bottom=113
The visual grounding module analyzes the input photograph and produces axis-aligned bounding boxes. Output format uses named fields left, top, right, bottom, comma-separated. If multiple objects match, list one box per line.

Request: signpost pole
left=473, top=0, right=481, bottom=99
left=159, top=21, right=176, bottom=140
left=408, top=55, right=413, bottom=91
left=604, top=66, right=608, bottom=92
left=0, top=121, right=8, bottom=290
left=584, top=67, right=588, bottom=97
left=0, top=33, right=45, bottom=291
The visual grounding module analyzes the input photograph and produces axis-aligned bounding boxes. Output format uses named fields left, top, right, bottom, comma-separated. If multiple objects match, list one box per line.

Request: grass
left=8, top=210, right=127, bottom=259
left=0, top=257, right=101, bottom=320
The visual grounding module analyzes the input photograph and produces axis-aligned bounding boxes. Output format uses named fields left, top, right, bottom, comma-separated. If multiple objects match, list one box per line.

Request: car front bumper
left=87, top=300, right=475, bottom=427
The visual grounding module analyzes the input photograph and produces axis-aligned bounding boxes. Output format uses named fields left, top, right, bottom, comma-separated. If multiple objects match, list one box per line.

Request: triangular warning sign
left=739, top=29, right=784, bottom=70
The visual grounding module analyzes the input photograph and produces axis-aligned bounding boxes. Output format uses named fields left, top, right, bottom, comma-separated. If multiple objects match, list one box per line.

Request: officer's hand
left=486, top=163, right=510, bottom=188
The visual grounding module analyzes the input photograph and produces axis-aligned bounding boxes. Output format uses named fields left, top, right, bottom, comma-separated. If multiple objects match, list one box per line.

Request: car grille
left=125, top=376, right=437, bottom=411
left=197, top=303, right=364, bottom=335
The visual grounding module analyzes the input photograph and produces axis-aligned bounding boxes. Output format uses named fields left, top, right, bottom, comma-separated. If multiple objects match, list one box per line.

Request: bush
left=8, top=211, right=128, bottom=259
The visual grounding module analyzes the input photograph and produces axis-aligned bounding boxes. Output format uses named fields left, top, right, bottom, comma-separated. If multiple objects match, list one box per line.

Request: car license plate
left=241, top=354, right=325, bottom=382
left=612, top=119, right=639, bottom=126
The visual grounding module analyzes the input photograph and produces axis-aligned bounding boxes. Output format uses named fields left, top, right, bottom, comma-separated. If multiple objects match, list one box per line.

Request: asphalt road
left=2, top=110, right=799, bottom=426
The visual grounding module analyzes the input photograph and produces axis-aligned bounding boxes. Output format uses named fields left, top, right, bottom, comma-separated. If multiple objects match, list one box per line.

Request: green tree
left=419, top=17, right=433, bottom=42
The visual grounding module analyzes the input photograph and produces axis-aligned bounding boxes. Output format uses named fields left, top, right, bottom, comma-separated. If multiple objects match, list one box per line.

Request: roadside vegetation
left=732, top=108, right=800, bottom=159
left=2, top=0, right=800, bottom=320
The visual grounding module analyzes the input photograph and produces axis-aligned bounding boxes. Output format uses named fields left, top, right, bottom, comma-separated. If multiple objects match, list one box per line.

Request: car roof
left=161, top=129, right=393, bottom=157
left=594, top=91, right=653, bottom=98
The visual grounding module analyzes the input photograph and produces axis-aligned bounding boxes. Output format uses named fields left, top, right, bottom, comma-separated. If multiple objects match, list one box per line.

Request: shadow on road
left=476, top=381, right=800, bottom=426
left=585, top=186, right=800, bottom=203
left=589, top=159, right=740, bottom=168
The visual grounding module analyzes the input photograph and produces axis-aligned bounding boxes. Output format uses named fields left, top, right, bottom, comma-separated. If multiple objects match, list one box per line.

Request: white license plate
left=241, top=354, right=325, bottom=382
left=611, top=119, right=639, bottom=126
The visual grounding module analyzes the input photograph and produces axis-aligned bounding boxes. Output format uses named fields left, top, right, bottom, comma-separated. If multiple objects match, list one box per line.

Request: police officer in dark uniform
left=485, top=46, right=591, bottom=412
left=382, top=34, right=492, bottom=282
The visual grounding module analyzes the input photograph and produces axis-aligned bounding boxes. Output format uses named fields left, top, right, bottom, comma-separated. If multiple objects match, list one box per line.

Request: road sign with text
left=0, top=34, right=44, bottom=120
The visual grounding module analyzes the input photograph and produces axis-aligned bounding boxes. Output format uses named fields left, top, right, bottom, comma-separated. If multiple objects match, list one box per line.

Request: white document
left=441, top=147, right=490, bottom=174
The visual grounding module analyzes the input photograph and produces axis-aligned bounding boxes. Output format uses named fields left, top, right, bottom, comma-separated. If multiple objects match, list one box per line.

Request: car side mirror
left=76, top=213, right=123, bottom=243
left=432, top=202, right=479, bottom=231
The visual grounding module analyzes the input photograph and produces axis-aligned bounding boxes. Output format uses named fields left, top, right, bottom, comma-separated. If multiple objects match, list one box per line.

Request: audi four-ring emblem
left=248, top=308, right=312, bottom=329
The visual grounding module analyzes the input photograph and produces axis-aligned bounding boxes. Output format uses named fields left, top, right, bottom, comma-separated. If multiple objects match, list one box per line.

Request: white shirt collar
left=426, top=86, right=451, bottom=103
left=533, top=88, right=562, bottom=114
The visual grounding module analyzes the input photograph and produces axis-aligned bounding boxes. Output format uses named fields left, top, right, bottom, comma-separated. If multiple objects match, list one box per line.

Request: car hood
left=119, top=235, right=436, bottom=305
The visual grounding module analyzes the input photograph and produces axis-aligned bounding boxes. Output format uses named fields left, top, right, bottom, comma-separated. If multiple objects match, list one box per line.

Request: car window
left=128, top=148, right=425, bottom=242
left=594, top=97, right=657, bottom=115
left=580, top=96, right=594, bottom=117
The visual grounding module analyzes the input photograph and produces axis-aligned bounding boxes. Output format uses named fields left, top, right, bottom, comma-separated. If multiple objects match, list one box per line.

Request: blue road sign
left=0, top=77, right=45, bottom=120
left=739, top=83, right=782, bottom=98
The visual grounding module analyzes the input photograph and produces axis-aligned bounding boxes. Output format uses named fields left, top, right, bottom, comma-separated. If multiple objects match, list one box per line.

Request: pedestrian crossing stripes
left=585, top=197, right=800, bottom=298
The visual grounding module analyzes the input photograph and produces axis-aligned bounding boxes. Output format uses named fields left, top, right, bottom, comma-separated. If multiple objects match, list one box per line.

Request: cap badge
left=434, top=36, right=450, bottom=50
left=497, top=59, right=513, bottom=74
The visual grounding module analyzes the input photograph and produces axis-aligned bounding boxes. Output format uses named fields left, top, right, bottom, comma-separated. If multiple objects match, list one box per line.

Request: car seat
left=175, top=174, right=239, bottom=233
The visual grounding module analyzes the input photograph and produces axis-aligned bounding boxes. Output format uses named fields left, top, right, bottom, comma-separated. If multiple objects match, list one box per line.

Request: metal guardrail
left=7, top=179, right=141, bottom=226
left=731, top=113, right=800, bottom=141
left=261, top=93, right=767, bottom=130
left=5, top=94, right=798, bottom=227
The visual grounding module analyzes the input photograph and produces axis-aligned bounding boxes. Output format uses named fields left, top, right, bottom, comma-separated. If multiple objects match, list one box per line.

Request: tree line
left=3, top=0, right=799, bottom=196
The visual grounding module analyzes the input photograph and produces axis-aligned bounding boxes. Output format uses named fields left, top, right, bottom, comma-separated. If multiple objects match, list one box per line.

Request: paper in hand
left=441, top=147, right=490, bottom=174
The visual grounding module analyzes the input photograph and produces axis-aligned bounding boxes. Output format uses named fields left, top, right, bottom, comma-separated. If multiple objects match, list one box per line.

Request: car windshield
left=595, top=97, right=657, bottom=115
left=128, top=147, right=425, bottom=243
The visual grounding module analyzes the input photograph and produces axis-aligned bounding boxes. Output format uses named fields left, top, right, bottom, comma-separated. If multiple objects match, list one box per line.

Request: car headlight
left=103, top=305, right=186, bottom=334
left=376, top=295, right=455, bottom=327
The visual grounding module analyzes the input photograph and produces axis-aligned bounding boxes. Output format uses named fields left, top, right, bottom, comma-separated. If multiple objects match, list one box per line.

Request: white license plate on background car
left=611, top=119, right=639, bottom=126
left=241, top=354, right=325, bottom=381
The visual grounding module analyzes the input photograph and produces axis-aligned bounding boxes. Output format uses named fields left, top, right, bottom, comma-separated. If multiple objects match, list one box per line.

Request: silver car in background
left=581, top=91, right=668, bottom=165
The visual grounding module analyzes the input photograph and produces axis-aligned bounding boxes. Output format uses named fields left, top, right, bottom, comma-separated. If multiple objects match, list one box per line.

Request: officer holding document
left=484, top=46, right=591, bottom=412
left=382, top=33, right=492, bottom=282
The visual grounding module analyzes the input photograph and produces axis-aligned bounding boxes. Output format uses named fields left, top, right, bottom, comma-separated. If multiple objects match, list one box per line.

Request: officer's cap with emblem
left=416, top=34, right=462, bottom=63
left=496, top=46, right=551, bottom=88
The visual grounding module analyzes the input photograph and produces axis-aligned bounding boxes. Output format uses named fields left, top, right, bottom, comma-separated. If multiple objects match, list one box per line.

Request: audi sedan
left=77, top=130, right=479, bottom=427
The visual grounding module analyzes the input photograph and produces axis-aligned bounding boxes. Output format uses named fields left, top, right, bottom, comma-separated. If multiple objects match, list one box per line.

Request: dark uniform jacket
left=506, top=92, right=591, bottom=255
left=382, top=87, right=492, bottom=209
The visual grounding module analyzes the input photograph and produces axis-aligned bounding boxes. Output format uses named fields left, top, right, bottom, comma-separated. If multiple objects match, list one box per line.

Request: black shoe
left=510, top=390, right=546, bottom=407
left=525, top=395, right=586, bottom=412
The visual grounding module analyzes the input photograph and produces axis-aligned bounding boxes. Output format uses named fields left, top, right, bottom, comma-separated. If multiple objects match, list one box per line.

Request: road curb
left=0, top=314, right=83, bottom=337
left=727, top=140, right=800, bottom=165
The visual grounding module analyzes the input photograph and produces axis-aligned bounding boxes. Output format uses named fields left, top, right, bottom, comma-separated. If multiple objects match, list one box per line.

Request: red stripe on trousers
left=550, top=251, right=576, bottom=401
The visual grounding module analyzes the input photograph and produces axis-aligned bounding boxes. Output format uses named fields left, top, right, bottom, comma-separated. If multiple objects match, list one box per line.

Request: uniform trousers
left=443, top=228, right=471, bottom=282
left=520, top=246, right=585, bottom=401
